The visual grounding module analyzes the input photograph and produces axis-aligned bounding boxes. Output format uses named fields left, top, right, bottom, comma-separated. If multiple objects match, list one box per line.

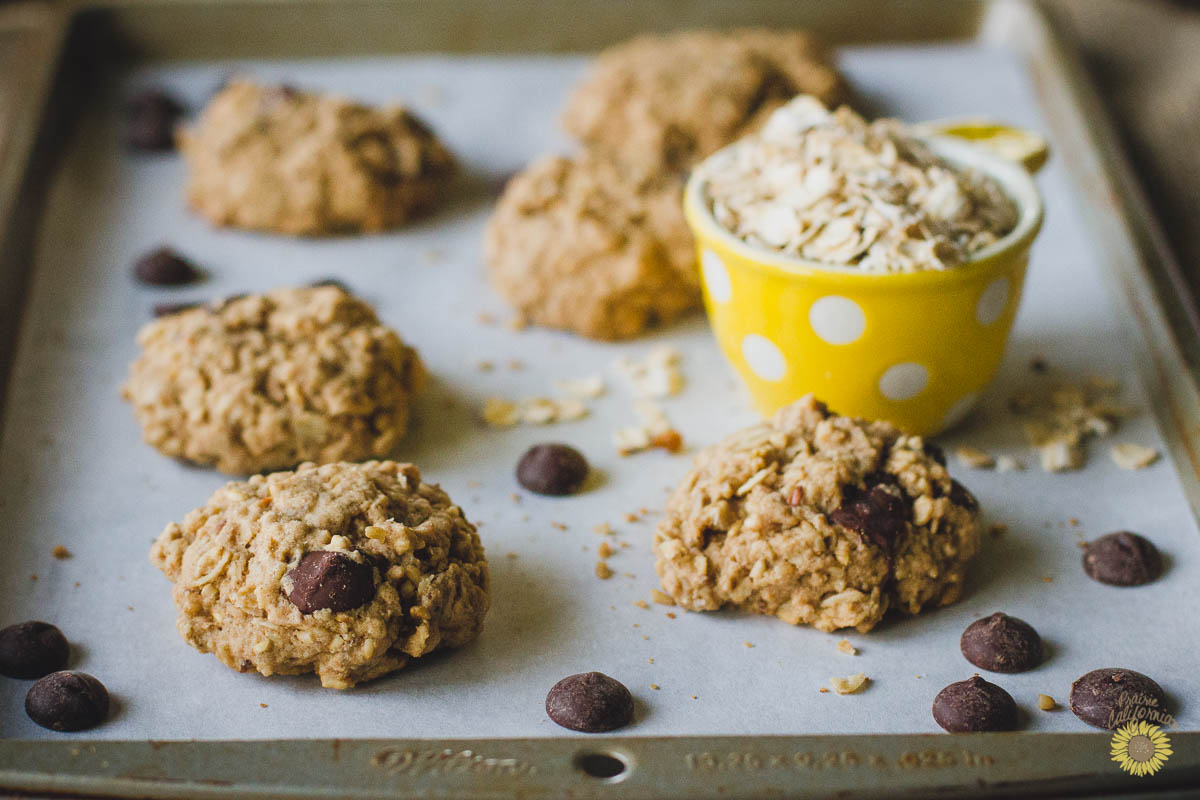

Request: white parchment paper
left=1, top=43, right=1196, bottom=740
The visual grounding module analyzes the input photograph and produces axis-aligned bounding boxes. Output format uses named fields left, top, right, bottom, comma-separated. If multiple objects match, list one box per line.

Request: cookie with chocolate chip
left=150, top=460, right=489, bottom=688
left=653, top=394, right=981, bottom=632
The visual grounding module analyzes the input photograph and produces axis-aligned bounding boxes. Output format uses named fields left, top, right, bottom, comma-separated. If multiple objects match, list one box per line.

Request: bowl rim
left=683, top=132, right=1045, bottom=284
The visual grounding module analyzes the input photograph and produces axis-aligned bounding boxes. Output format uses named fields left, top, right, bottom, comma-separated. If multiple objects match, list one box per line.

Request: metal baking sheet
left=1, top=0, right=1198, bottom=796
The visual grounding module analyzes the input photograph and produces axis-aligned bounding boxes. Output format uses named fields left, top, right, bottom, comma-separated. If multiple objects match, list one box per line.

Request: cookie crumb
left=988, top=523, right=1008, bottom=537
left=550, top=521, right=568, bottom=531
left=482, top=397, right=519, bottom=428
left=506, top=316, right=528, bottom=331
left=259, top=703, right=268, bottom=708
left=1037, top=693, right=1057, bottom=711
left=52, top=545, right=72, bottom=560
left=1111, top=442, right=1160, bottom=470
left=650, top=589, right=676, bottom=606
left=1041, top=576, right=1053, bottom=583
left=665, top=612, right=676, bottom=619
left=836, top=638, right=857, bottom=655
left=623, top=512, right=640, bottom=523
left=955, top=445, right=996, bottom=470
left=553, top=375, right=606, bottom=399
left=830, top=673, right=869, bottom=695
left=743, top=641, right=754, bottom=648
left=476, top=360, right=494, bottom=372
left=476, top=312, right=497, bottom=326
left=595, top=561, right=613, bottom=580
left=597, top=542, right=614, bottom=559
left=819, top=687, right=830, bottom=694
left=650, top=684, right=660, bottom=690
left=593, top=522, right=613, bottom=535
left=505, top=552, right=518, bottom=559
left=634, top=600, right=649, bottom=609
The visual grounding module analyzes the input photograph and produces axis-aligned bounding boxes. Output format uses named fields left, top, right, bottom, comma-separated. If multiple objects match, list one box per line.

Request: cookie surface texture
left=179, top=80, right=455, bottom=234
left=150, top=460, right=490, bottom=689
left=562, top=29, right=849, bottom=176
left=485, top=154, right=699, bottom=340
left=653, top=395, right=981, bottom=632
left=122, top=286, right=425, bottom=475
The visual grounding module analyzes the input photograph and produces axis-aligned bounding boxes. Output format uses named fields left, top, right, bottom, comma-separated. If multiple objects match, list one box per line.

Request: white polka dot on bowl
left=742, top=334, right=787, bottom=382
left=809, top=295, right=866, bottom=345
left=701, top=249, right=732, bottom=304
left=976, top=277, right=1010, bottom=326
left=879, top=362, right=929, bottom=401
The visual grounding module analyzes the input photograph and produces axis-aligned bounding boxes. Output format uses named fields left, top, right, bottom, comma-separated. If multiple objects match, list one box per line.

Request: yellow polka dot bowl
left=683, top=130, right=1045, bottom=436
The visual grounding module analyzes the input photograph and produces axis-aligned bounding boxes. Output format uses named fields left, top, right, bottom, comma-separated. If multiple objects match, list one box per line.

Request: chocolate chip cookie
left=122, top=285, right=425, bottom=475
left=562, top=29, right=848, bottom=176
left=485, top=153, right=699, bottom=340
left=179, top=80, right=455, bottom=235
left=653, top=395, right=981, bottom=632
left=150, top=460, right=490, bottom=689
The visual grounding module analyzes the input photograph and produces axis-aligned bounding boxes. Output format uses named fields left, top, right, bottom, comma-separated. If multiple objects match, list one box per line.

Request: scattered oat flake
left=482, top=397, right=519, bottom=428
left=955, top=445, right=996, bottom=469
left=595, top=561, right=613, bottom=580
left=1011, top=378, right=1131, bottom=472
left=553, top=375, right=606, bottom=399
left=650, top=589, right=676, bottom=606
left=1037, top=694, right=1057, bottom=711
left=1111, top=442, right=1160, bottom=470
left=837, top=639, right=857, bottom=656
left=995, top=455, right=1024, bottom=472
left=52, top=545, right=71, bottom=560
left=830, top=673, right=869, bottom=695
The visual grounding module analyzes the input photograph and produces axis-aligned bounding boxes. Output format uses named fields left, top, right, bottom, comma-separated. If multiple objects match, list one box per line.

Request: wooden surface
left=1054, top=0, right=1200, bottom=294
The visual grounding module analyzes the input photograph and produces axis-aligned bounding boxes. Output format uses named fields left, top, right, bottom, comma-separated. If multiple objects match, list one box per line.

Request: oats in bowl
left=702, top=96, right=1019, bottom=271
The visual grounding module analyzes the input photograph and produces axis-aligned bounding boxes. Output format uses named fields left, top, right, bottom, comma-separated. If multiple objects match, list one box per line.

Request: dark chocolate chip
left=0, top=621, right=70, bottom=679
left=153, top=301, right=203, bottom=318
left=25, top=671, right=109, bottom=732
left=960, top=613, right=1042, bottom=673
left=516, top=444, right=589, bottom=496
left=829, top=481, right=908, bottom=553
left=1082, top=532, right=1163, bottom=586
left=127, top=89, right=184, bottom=151
left=285, top=551, right=375, bottom=614
left=1070, top=668, right=1169, bottom=730
left=948, top=479, right=979, bottom=513
left=545, top=672, right=634, bottom=732
left=922, top=440, right=947, bottom=467
left=134, top=247, right=201, bottom=286
left=932, top=675, right=1018, bottom=733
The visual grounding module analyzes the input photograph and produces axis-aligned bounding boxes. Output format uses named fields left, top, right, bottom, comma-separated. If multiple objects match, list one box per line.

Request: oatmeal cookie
left=122, top=285, right=425, bottom=475
left=179, top=80, right=455, bottom=235
left=150, top=461, right=489, bottom=688
left=485, top=153, right=699, bottom=340
left=654, top=395, right=980, bottom=632
left=562, top=29, right=848, bottom=176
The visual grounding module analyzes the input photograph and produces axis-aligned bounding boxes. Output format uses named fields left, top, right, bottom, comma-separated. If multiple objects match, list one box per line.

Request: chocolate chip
left=153, top=301, right=203, bottom=318
left=285, top=552, right=375, bottom=614
left=134, top=247, right=201, bottom=286
left=948, top=479, right=979, bottom=513
left=545, top=672, right=634, bottom=732
left=1070, top=668, right=1168, bottom=729
left=960, top=613, right=1042, bottom=673
left=127, top=89, right=183, bottom=151
left=0, top=622, right=69, bottom=679
left=922, top=440, right=947, bottom=466
left=516, top=444, right=589, bottom=496
left=25, top=671, right=109, bottom=732
left=932, top=675, right=1018, bottom=733
left=1082, top=532, right=1163, bottom=586
left=829, top=480, right=908, bottom=553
